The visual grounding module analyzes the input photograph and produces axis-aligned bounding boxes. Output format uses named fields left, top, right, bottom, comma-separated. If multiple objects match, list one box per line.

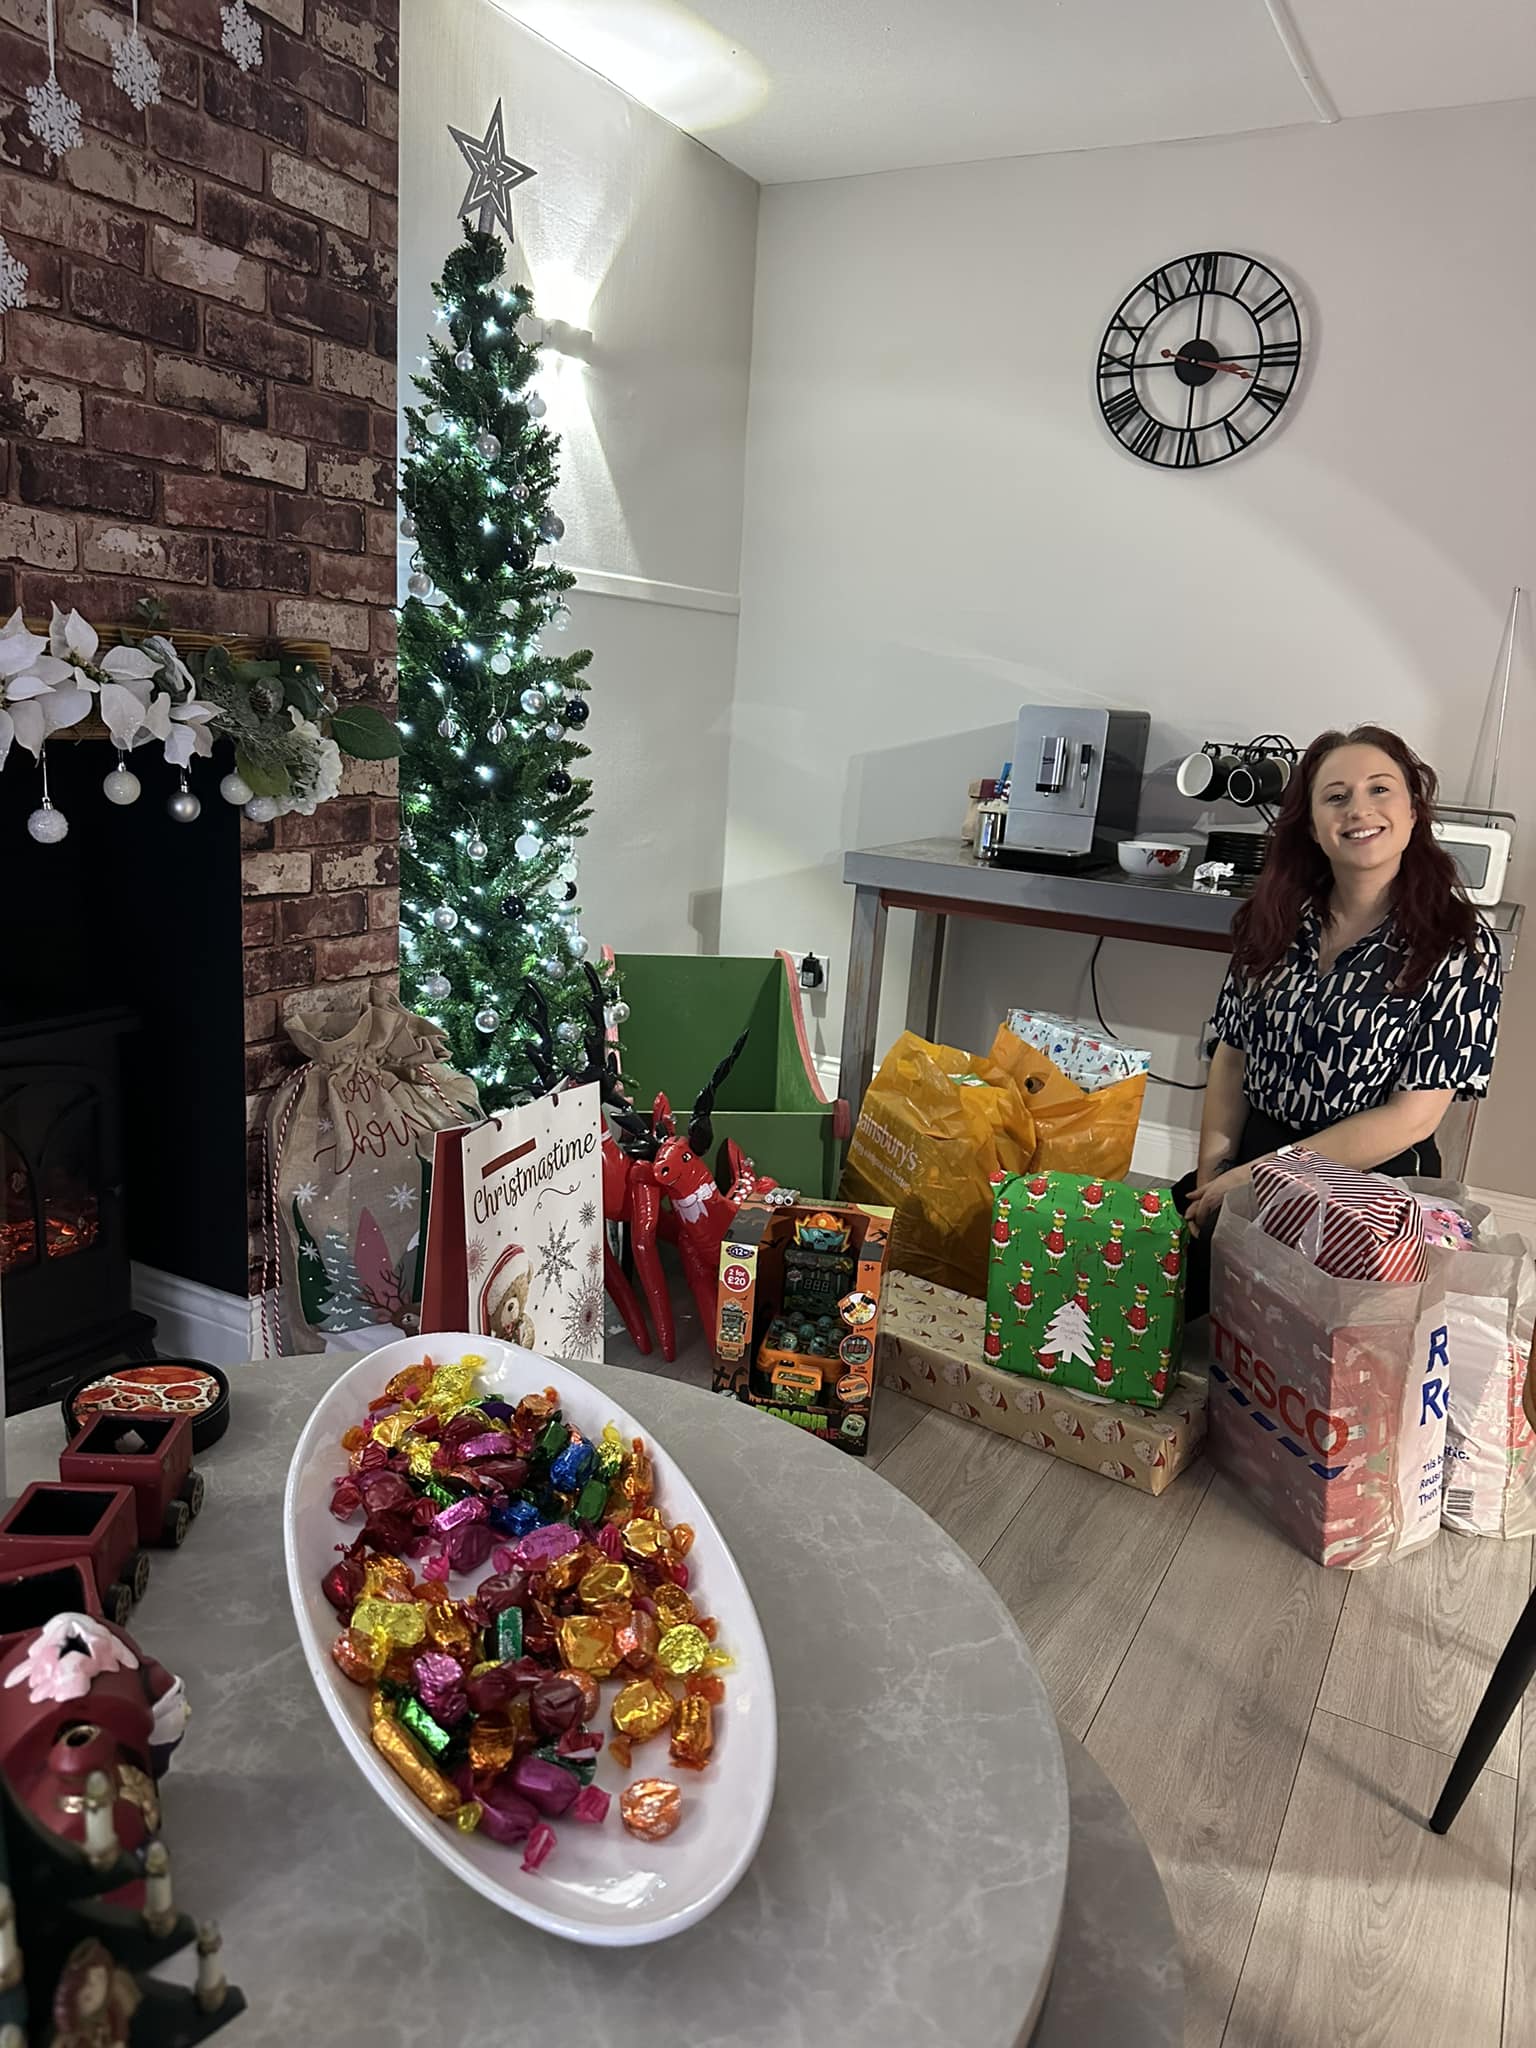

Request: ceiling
left=490, top=0, right=1536, bottom=184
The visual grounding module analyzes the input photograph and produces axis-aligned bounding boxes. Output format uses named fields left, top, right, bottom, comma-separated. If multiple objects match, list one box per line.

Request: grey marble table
left=8, top=1356, right=1070, bottom=2048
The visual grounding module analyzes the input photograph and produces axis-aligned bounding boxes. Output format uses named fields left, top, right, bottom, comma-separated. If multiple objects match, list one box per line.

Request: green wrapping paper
left=985, top=1170, right=1187, bottom=1407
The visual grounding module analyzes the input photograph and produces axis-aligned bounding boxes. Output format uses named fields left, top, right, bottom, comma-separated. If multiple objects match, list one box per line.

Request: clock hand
left=1160, top=348, right=1253, bottom=380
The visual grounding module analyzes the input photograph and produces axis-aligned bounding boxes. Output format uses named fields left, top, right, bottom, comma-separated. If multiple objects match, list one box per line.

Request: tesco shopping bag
left=1209, top=1182, right=1447, bottom=1569
left=420, top=1082, right=605, bottom=1361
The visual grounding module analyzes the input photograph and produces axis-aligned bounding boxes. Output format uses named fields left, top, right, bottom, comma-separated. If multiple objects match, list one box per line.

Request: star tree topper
left=448, top=99, right=537, bottom=244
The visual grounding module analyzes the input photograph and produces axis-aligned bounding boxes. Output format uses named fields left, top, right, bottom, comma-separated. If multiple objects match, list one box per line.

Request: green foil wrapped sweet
left=398, top=1694, right=452, bottom=1758
left=496, top=1606, right=524, bottom=1661
left=538, top=1417, right=571, bottom=1460
left=575, top=1476, right=609, bottom=1523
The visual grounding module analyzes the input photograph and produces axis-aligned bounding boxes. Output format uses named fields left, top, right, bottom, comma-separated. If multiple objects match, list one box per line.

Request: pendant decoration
left=111, top=0, right=162, bottom=110
left=220, top=0, right=263, bottom=72
left=25, top=0, right=83, bottom=160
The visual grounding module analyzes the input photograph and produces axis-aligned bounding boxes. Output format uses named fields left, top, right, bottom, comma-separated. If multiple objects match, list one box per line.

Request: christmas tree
left=1038, top=1294, right=1096, bottom=1369
left=397, top=224, right=606, bottom=1107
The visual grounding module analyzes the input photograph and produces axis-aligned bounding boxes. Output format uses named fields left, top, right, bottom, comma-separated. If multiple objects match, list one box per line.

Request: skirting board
left=131, top=1262, right=257, bottom=1366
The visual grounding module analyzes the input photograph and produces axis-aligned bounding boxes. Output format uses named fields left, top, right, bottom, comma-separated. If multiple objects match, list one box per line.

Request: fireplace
left=0, top=1005, right=156, bottom=1415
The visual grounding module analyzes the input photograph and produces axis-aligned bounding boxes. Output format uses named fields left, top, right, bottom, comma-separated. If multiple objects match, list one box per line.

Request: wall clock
left=1095, top=251, right=1302, bottom=469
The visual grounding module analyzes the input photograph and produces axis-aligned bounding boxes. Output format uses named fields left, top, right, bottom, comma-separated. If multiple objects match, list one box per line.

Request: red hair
left=1230, top=724, right=1479, bottom=993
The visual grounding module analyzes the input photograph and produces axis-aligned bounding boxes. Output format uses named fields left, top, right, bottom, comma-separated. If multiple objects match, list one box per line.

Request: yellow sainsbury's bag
left=987, top=1026, right=1145, bottom=1182
left=839, top=1033, right=1036, bottom=1297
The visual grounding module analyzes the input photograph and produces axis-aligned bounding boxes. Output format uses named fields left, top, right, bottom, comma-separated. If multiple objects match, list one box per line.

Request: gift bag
left=985, top=1169, right=1185, bottom=1406
left=986, top=1027, right=1146, bottom=1182
left=1407, top=1180, right=1536, bottom=1539
left=839, top=1032, right=1036, bottom=1297
left=265, top=990, right=481, bottom=1354
left=419, top=1082, right=605, bottom=1361
left=1209, top=1183, right=1446, bottom=1568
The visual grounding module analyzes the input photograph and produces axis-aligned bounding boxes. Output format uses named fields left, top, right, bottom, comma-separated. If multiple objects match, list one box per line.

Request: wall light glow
left=488, top=0, right=768, bottom=135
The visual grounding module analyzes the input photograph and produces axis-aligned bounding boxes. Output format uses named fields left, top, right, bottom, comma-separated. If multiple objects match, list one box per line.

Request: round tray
left=61, top=1359, right=232, bottom=1453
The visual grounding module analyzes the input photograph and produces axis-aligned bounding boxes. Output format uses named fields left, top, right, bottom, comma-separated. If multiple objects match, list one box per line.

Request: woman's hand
left=1187, top=1161, right=1253, bottom=1236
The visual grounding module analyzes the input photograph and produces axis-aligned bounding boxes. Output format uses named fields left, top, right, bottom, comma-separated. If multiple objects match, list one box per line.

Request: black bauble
left=563, top=695, right=590, bottom=728
left=438, top=645, right=469, bottom=684
left=562, top=880, right=578, bottom=903
left=506, top=543, right=530, bottom=572
left=500, top=892, right=528, bottom=920
left=546, top=768, right=573, bottom=796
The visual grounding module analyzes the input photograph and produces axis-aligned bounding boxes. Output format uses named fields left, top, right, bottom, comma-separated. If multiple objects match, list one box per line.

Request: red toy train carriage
left=59, top=1411, right=206, bottom=1548
left=0, top=1483, right=148, bottom=1624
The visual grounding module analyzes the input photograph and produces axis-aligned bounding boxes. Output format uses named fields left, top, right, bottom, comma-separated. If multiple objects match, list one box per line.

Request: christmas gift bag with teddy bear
left=984, top=1168, right=1187, bottom=1406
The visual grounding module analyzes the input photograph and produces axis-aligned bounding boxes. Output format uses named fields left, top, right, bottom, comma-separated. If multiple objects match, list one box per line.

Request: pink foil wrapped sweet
left=513, top=1523, right=582, bottom=1568
left=521, top=1821, right=557, bottom=1872
left=413, top=1651, right=469, bottom=1727
left=432, top=1494, right=488, bottom=1534
left=512, top=1754, right=580, bottom=1817
left=477, top=1789, right=540, bottom=1846
left=595, top=1524, right=624, bottom=1562
left=458, top=1431, right=513, bottom=1460
left=571, top=1784, right=610, bottom=1824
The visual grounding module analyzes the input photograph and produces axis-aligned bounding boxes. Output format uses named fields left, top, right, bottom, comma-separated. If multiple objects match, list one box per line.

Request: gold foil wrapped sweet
left=468, top=1721, right=520, bottom=1775
left=622, top=1517, right=667, bottom=1562
left=362, top=1557, right=415, bottom=1598
left=578, top=1561, right=634, bottom=1607
left=655, top=1623, right=709, bottom=1677
left=370, top=1698, right=462, bottom=1817
left=369, top=1413, right=411, bottom=1451
left=555, top=1666, right=601, bottom=1720
left=427, top=1361, right=477, bottom=1418
left=455, top=1803, right=482, bottom=1832
left=615, top=1610, right=659, bottom=1670
left=556, top=1614, right=621, bottom=1677
left=543, top=1546, right=597, bottom=1595
left=651, top=1583, right=695, bottom=1632
left=610, top=1677, right=675, bottom=1743
left=619, top=1777, right=682, bottom=1841
left=331, top=1630, right=380, bottom=1685
left=669, top=1694, right=713, bottom=1770
left=424, top=1600, right=475, bottom=1660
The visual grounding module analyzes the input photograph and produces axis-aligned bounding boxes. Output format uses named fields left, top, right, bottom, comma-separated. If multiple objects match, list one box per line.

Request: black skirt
left=1173, top=1107, right=1442, bottom=1322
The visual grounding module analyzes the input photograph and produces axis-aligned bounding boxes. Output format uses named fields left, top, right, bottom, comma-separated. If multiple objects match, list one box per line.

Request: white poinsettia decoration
left=0, top=233, right=27, bottom=316
left=0, top=607, right=89, bottom=767
left=220, top=0, right=262, bottom=72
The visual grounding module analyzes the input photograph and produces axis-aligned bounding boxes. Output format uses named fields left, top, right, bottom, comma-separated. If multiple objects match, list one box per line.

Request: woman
left=1177, top=724, right=1502, bottom=1316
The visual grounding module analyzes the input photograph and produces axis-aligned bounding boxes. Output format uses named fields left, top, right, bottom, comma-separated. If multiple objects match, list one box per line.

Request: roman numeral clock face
left=1096, top=252, right=1302, bottom=468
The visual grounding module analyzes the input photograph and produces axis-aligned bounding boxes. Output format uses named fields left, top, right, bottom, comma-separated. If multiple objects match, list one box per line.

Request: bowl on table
left=1116, top=840, right=1190, bottom=884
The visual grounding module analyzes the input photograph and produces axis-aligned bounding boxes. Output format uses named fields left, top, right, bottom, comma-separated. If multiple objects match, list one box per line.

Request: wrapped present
left=1253, top=1148, right=1428, bottom=1285
left=878, top=1272, right=1205, bottom=1495
left=1004, top=1009, right=1151, bottom=1093
left=1210, top=1183, right=1445, bottom=1568
left=984, top=1170, right=1186, bottom=1406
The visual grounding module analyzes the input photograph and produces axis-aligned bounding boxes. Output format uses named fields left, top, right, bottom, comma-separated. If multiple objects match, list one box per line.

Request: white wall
left=721, top=98, right=1536, bottom=1192
left=400, top=0, right=759, bottom=957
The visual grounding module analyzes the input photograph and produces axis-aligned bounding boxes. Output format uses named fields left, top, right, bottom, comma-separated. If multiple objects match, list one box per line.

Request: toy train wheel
left=162, top=1499, right=191, bottom=1548
left=129, top=1550, right=151, bottom=1602
left=183, top=1469, right=206, bottom=1519
left=106, top=1582, right=133, bottom=1625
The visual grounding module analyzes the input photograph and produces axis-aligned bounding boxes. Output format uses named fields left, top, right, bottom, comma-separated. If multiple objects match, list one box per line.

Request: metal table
left=838, top=836, right=1522, bottom=1178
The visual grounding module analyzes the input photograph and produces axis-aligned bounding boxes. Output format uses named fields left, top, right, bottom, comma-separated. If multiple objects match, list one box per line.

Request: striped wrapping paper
left=1253, top=1148, right=1428, bottom=1285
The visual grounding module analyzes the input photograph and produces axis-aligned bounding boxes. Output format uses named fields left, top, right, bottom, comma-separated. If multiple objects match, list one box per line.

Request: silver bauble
left=453, top=348, right=474, bottom=372
left=218, top=771, right=253, bottom=807
left=466, top=835, right=488, bottom=863
left=399, top=514, right=417, bottom=539
left=556, top=1019, right=582, bottom=1045
left=407, top=570, right=433, bottom=598
left=436, top=713, right=460, bottom=739
left=474, top=1006, right=500, bottom=1034
left=567, top=932, right=590, bottom=961
left=245, top=795, right=280, bottom=823
left=540, top=956, right=567, bottom=982
left=425, top=409, right=447, bottom=435
left=514, top=830, right=540, bottom=860
left=544, top=722, right=563, bottom=741
left=421, top=973, right=451, bottom=1001
left=525, top=393, right=547, bottom=418
left=489, top=651, right=511, bottom=675
left=103, top=765, right=142, bottom=806
left=167, top=788, right=201, bottom=823
left=475, top=430, right=501, bottom=461
left=609, top=1000, right=631, bottom=1025
left=26, top=803, right=68, bottom=844
left=487, top=717, right=508, bottom=745
left=552, top=603, right=571, bottom=632
left=432, top=904, right=459, bottom=932
left=519, top=688, right=546, bottom=716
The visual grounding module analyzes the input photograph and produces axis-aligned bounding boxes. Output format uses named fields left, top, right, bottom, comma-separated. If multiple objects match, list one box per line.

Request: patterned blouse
left=1212, top=911, right=1503, bottom=1129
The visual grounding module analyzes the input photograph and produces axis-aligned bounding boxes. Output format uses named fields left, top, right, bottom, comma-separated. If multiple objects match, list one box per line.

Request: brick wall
left=0, top=0, right=400, bottom=1298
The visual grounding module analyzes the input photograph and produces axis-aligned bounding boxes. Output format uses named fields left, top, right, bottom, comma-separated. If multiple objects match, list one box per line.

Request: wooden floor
left=615, top=1305, right=1532, bottom=2047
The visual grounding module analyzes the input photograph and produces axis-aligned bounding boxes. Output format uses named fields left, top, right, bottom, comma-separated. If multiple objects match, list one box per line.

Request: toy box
left=712, top=1194, right=894, bottom=1454
left=878, top=1272, right=1205, bottom=1495
left=986, top=1169, right=1186, bottom=1406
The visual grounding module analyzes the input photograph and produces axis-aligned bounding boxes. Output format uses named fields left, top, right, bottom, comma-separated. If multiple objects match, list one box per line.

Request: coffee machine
left=996, top=707, right=1150, bottom=870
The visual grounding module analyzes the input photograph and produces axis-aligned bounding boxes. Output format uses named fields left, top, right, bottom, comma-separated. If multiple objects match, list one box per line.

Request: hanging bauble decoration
left=245, top=795, right=280, bottom=823
left=219, top=770, right=253, bottom=807
left=525, top=393, right=547, bottom=419
left=475, top=429, right=502, bottom=461
left=407, top=570, right=433, bottom=599
left=500, top=891, right=527, bottom=920
left=546, top=768, right=573, bottom=796
left=454, top=348, right=475, bottom=372
left=544, top=722, right=563, bottom=741
left=400, top=824, right=417, bottom=852
left=167, top=775, right=201, bottom=823
left=552, top=603, right=572, bottom=632
left=466, top=834, right=488, bottom=863
left=607, top=1000, right=631, bottom=1027
left=27, top=802, right=68, bottom=844
left=474, top=1007, right=500, bottom=1035
left=400, top=514, right=417, bottom=539
left=425, top=409, right=447, bottom=436
left=405, top=431, right=421, bottom=454
left=556, top=1019, right=582, bottom=1045
left=489, top=651, right=511, bottom=676
left=432, top=904, right=459, bottom=932
left=436, top=712, right=461, bottom=740
left=547, top=877, right=575, bottom=902
left=103, top=761, right=142, bottom=806
left=513, top=830, right=540, bottom=860
left=539, top=511, right=565, bottom=544
left=519, top=688, right=546, bottom=717
left=421, top=973, right=451, bottom=1001
left=512, top=483, right=529, bottom=504
left=540, top=956, right=567, bottom=982
left=487, top=714, right=508, bottom=745
left=506, top=542, right=530, bottom=572
left=563, top=694, right=590, bottom=728
left=567, top=932, right=589, bottom=961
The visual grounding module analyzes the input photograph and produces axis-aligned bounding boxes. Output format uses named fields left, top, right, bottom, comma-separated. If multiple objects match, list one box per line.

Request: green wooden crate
left=611, top=952, right=843, bottom=1197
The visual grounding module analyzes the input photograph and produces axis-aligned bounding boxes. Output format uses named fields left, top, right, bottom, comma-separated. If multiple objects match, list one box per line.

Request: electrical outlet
left=791, top=950, right=830, bottom=995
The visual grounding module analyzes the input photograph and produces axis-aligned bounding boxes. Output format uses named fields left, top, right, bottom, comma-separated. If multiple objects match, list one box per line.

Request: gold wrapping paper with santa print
left=877, top=1271, right=1205, bottom=1495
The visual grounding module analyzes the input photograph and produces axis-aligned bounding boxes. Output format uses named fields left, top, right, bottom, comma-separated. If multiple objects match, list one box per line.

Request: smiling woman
left=1175, top=724, right=1503, bottom=1314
